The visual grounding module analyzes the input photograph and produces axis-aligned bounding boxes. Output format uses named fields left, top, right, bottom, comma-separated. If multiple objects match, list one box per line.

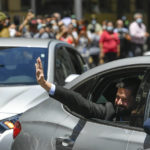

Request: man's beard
left=115, top=105, right=131, bottom=117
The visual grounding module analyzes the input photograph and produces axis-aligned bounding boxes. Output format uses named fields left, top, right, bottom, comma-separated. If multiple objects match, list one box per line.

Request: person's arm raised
left=35, top=58, right=106, bottom=119
left=35, top=57, right=51, bottom=92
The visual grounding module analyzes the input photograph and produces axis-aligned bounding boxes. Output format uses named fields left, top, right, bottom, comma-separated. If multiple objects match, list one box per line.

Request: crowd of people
left=0, top=11, right=149, bottom=67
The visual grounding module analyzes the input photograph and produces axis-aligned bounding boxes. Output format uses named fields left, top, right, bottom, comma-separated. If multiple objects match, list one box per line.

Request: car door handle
left=56, top=137, right=74, bottom=149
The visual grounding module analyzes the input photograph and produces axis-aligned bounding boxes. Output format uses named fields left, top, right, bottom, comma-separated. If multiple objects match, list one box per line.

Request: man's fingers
left=35, top=63, right=38, bottom=71
left=35, top=57, right=45, bottom=84
left=36, top=57, right=44, bottom=72
left=36, top=57, right=40, bottom=69
left=37, top=57, right=43, bottom=70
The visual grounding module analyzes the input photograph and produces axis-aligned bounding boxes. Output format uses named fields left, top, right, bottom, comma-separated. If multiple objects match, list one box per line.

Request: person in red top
left=99, top=21, right=120, bottom=64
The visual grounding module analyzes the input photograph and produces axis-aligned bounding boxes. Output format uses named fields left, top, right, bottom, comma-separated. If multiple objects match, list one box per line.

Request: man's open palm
left=35, top=57, right=45, bottom=85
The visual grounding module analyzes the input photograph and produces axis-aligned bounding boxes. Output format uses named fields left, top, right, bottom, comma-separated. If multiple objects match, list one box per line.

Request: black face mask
left=0, top=24, right=4, bottom=31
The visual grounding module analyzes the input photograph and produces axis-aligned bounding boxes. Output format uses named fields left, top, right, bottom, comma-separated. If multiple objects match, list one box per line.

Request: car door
left=127, top=70, right=150, bottom=150
left=73, top=120, right=132, bottom=150
left=62, top=65, right=150, bottom=150
left=71, top=73, right=133, bottom=150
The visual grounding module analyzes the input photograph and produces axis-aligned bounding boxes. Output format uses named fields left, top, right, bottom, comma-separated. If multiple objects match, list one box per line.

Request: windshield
left=0, top=47, right=48, bottom=85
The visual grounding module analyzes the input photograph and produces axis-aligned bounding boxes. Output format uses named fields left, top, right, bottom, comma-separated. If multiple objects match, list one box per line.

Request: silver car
left=0, top=38, right=88, bottom=150
left=11, top=56, right=150, bottom=150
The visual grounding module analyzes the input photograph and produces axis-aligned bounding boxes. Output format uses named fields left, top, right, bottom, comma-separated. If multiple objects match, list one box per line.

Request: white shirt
left=129, top=21, right=146, bottom=44
left=49, top=84, right=56, bottom=95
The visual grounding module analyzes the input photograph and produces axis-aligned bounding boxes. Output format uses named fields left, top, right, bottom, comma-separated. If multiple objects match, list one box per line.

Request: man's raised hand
left=35, top=57, right=45, bottom=85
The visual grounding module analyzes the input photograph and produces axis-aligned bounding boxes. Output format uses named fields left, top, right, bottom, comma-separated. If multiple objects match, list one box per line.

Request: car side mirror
left=65, top=74, right=79, bottom=84
left=144, top=118, right=150, bottom=134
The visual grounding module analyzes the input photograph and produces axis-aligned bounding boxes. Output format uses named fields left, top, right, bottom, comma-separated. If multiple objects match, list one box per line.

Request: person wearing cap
left=0, top=12, right=10, bottom=37
left=35, top=57, right=140, bottom=121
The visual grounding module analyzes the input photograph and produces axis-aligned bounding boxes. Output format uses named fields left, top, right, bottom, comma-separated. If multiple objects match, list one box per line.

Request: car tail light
left=13, top=121, right=21, bottom=139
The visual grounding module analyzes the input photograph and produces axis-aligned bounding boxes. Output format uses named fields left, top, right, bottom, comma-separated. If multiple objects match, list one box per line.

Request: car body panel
left=127, top=130, right=146, bottom=150
left=0, top=38, right=51, bottom=48
left=12, top=98, right=79, bottom=150
left=73, top=122, right=132, bottom=150
left=0, top=86, right=48, bottom=118
left=0, top=129, right=13, bottom=150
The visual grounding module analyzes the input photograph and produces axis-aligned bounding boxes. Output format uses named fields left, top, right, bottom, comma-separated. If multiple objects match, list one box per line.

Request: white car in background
left=0, top=38, right=88, bottom=150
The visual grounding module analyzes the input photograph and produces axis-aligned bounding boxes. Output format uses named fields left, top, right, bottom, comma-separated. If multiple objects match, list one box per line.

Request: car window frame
left=64, top=46, right=88, bottom=74
left=54, top=44, right=77, bottom=85
left=143, top=71, right=150, bottom=120
left=63, top=65, right=150, bottom=132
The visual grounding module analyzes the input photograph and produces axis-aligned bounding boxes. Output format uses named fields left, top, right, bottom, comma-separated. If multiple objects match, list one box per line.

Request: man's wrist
left=41, top=80, right=51, bottom=92
left=49, top=84, right=56, bottom=95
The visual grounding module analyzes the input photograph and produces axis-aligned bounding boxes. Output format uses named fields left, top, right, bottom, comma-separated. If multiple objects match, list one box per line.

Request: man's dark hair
left=116, top=78, right=141, bottom=97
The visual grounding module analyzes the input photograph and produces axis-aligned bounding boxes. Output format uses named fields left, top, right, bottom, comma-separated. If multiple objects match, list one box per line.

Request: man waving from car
left=35, top=57, right=140, bottom=121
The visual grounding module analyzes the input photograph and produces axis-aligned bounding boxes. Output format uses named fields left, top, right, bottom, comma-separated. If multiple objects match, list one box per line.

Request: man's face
left=115, top=88, right=134, bottom=113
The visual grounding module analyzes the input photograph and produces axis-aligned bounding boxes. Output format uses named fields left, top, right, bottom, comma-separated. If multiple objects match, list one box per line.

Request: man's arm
left=51, top=85, right=106, bottom=119
left=35, top=57, right=106, bottom=119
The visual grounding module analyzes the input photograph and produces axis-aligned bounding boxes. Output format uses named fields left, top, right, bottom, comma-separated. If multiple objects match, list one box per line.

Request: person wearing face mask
left=129, top=13, right=149, bottom=57
left=87, top=14, right=102, bottom=35
left=99, top=21, right=120, bottom=64
left=114, top=19, right=130, bottom=58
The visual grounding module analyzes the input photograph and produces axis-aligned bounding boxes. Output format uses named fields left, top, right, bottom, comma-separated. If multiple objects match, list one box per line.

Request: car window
left=0, top=47, right=48, bottom=85
left=55, top=46, right=76, bottom=85
left=69, top=67, right=150, bottom=129
left=90, top=68, right=147, bottom=128
left=65, top=47, right=87, bottom=74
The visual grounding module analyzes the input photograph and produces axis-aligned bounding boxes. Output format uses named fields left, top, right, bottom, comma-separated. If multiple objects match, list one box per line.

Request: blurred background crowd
left=0, top=10, right=149, bottom=68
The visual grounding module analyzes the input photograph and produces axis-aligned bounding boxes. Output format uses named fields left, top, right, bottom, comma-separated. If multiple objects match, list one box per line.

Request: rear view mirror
left=65, top=74, right=79, bottom=84
left=144, top=118, right=150, bottom=134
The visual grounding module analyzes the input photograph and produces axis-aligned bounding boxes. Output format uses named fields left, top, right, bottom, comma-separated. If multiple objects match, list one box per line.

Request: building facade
left=0, top=0, right=150, bottom=30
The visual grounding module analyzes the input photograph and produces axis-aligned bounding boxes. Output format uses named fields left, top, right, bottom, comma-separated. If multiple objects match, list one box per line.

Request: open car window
left=89, top=68, right=148, bottom=128
left=67, top=66, right=150, bottom=130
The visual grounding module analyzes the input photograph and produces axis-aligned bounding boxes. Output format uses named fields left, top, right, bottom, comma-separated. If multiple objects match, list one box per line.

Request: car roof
left=0, top=38, right=53, bottom=48
left=65, top=56, right=150, bottom=89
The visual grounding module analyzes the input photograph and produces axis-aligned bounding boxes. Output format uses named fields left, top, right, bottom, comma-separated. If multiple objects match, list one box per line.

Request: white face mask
left=52, top=25, right=59, bottom=32
left=92, top=19, right=96, bottom=25
left=9, top=28, right=16, bottom=37
left=107, top=26, right=114, bottom=32
left=136, top=18, right=143, bottom=24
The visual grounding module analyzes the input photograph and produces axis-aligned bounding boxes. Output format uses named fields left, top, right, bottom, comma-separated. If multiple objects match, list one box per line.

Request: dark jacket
left=50, top=86, right=115, bottom=120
